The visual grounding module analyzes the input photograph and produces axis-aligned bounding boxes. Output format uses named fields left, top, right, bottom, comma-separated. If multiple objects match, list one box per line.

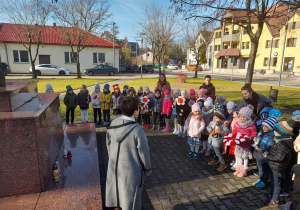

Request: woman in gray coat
left=106, top=96, right=152, bottom=210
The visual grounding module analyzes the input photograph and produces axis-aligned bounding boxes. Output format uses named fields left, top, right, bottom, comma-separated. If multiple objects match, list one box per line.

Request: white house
left=0, top=23, right=120, bottom=74
left=186, top=31, right=213, bottom=69
left=140, top=51, right=154, bottom=64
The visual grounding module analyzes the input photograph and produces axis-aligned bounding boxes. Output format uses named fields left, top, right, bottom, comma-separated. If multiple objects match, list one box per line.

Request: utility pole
left=113, top=22, right=116, bottom=71
left=141, top=39, right=143, bottom=78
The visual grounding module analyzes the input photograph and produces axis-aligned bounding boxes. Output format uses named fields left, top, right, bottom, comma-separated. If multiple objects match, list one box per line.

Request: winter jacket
left=100, top=92, right=111, bottom=110
left=267, top=138, right=294, bottom=173
left=162, top=96, right=173, bottom=115
left=257, top=131, right=275, bottom=153
left=176, top=98, right=191, bottom=118
left=152, top=97, right=163, bottom=113
left=199, top=83, right=215, bottom=96
left=110, top=93, right=122, bottom=110
left=106, top=117, right=152, bottom=210
left=140, top=92, right=154, bottom=116
left=201, top=108, right=214, bottom=136
left=63, top=92, right=78, bottom=109
left=155, top=81, right=171, bottom=97
left=232, top=121, right=257, bottom=149
left=207, top=121, right=230, bottom=147
left=186, top=115, right=205, bottom=138
left=91, top=91, right=101, bottom=108
left=77, top=91, right=91, bottom=110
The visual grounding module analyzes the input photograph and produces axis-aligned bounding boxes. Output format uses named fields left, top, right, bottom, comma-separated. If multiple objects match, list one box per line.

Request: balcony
left=222, top=34, right=240, bottom=42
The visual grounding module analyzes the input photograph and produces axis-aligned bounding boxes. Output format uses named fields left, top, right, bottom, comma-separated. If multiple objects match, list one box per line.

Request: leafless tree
left=1, top=0, right=52, bottom=78
left=171, top=0, right=300, bottom=84
left=137, top=4, right=180, bottom=74
left=53, top=0, right=112, bottom=78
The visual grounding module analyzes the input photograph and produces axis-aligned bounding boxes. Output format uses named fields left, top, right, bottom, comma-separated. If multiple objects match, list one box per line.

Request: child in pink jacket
left=162, top=89, right=173, bottom=132
left=232, top=105, right=257, bottom=177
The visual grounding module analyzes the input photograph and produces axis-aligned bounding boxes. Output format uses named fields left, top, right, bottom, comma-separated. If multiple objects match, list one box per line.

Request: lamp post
left=113, top=23, right=116, bottom=72
left=136, top=40, right=140, bottom=65
left=140, top=39, right=143, bottom=79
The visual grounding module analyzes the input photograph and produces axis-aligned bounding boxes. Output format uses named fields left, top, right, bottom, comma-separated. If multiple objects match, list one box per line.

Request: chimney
left=53, top=23, right=56, bottom=27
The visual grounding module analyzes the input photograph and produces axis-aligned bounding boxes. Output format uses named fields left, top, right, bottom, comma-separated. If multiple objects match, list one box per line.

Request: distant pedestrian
left=77, top=85, right=91, bottom=123
left=63, top=85, right=78, bottom=124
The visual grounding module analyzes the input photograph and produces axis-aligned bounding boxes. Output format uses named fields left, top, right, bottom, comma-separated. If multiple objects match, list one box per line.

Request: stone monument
left=0, top=70, right=5, bottom=87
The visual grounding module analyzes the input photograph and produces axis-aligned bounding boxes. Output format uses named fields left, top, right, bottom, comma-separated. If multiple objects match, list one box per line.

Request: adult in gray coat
left=237, top=83, right=273, bottom=122
left=106, top=96, right=152, bottom=210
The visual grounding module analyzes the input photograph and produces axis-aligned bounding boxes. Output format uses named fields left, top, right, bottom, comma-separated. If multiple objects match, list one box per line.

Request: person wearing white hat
left=172, top=88, right=181, bottom=135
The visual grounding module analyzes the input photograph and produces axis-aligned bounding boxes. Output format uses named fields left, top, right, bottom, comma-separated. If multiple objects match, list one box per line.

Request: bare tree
left=1, top=0, right=52, bottom=78
left=172, top=0, right=300, bottom=84
left=53, top=0, right=112, bottom=78
left=137, top=4, right=179, bottom=74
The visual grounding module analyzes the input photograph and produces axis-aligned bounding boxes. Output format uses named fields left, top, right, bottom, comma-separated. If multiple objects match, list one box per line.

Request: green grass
left=7, top=78, right=116, bottom=93
left=119, top=78, right=300, bottom=120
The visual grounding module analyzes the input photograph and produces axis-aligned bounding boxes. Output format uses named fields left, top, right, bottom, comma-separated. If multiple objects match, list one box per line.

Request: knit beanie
left=262, top=117, right=277, bottom=131
left=95, top=83, right=100, bottom=89
left=239, top=105, right=254, bottom=120
left=204, top=97, right=214, bottom=107
left=138, top=86, right=143, bottom=91
left=260, top=107, right=273, bottom=117
left=216, top=95, right=226, bottom=105
left=46, top=84, right=54, bottom=92
left=269, top=109, right=282, bottom=118
left=292, top=110, right=300, bottom=120
left=214, top=103, right=224, bottom=114
left=164, top=89, right=170, bottom=95
left=143, top=85, right=149, bottom=91
left=214, top=111, right=225, bottom=120
left=123, top=85, right=129, bottom=89
left=192, top=103, right=201, bottom=112
left=174, top=88, right=181, bottom=95
left=155, top=89, right=161, bottom=94
left=104, top=84, right=110, bottom=90
left=274, top=120, right=295, bottom=138
left=66, top=85, right=72, bottom=92
left=113, top=84, right=120, bottom=91
left=127, top=87, right=136, bottom=95
left=181, top=90, right=187, bottom=96
left=198, top=88, right=207, bottom=97
left=227, top=101, right=235, bottom=110
left=190, top=89, right=195, bottom=95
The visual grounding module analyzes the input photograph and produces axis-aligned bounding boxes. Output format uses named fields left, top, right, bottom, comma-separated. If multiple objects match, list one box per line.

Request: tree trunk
left=77, top=54, right=81, bottom=79
left=245, top=40, right=259, bottom=84
left=30, top=56, right=37, bottom=79
left=194, top=63, right=198, bottom=78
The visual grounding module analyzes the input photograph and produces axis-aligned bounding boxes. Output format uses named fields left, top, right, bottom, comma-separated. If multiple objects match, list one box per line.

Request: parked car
left=29, top=64, right=71, bottom=75
left=119, top=64, right=126, bottom=72
left=139, top=64, right=154, bottom=73
left=83, top=64, right=118, bottom=76
left=167, top=64, right=179, bottom=70
left=126, top=64, right=139, bottom=72
left=1, top=62, right=10, bottom=75
left=187, top=65, right=203, bottom=71
left=155, top=63, right=167, bottom=68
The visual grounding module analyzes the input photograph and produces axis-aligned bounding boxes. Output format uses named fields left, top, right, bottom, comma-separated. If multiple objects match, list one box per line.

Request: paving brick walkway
left=97, top=127, right=286, bottom=210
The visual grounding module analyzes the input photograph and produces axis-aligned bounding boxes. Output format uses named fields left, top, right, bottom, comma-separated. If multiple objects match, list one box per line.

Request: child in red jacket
left=162, top=89, right=173, bottom=132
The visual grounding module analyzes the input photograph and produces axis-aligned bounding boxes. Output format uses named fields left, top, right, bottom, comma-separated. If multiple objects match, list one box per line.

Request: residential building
left=186, top=31, right=213, bottom=70
left=213, top=2, right=300, bottom=73
left=129, top=42, right=140, bottom=55
left=0, top=23, right=120, bottom=74
left=140, top=51, right=154, bottom=64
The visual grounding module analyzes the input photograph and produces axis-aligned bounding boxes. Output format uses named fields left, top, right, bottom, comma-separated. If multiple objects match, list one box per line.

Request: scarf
left=238, top=119, right=253, bottom=128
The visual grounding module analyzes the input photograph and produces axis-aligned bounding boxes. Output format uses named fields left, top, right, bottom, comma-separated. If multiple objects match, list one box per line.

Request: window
left=292, top=22, right=296, bottom=29
left=233, top=43, right=238, bottom=48
left=273, top=57, right=277, bottom=67
left=218, top=45, right=221, bottom=51
left=232, top=57, right=238, bottom=66
left=263, top=58, right=269, bottom=66
left=13, top=50, right=29, bottom=63
left=93, top=53, right=105, bottom=64
left=287, top=38, right=297, bottom=47
left=215, top=32, right=218, bottom=38
left=274, top=39, right=279, bottom=48
left=242, top=42, right=249, bottom=49
left=65, top=52, right=78, bottom=63
left=223, top=45, right=228, bottom=49
left=245, top=42, right=249, bottom=49
left=265, top=40, right=271, bottom=48
left=243, top=28, right=247, bottom=34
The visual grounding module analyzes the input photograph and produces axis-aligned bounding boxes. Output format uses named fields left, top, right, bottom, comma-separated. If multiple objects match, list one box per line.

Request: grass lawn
left=7, top=78, right=115, bottom=93
left=118, top=78, right=300, bottom=120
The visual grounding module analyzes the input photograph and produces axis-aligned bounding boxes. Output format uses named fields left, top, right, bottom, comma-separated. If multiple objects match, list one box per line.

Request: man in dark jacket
left=63, top=85, right=78, bottom=124
left=199, top=75, right=215, bottom=96
left=265, top=120, right=296, bottom=207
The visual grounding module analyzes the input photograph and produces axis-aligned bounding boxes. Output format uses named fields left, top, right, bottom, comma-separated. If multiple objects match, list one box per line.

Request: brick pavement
left=97, top=127, right=286, bottom=210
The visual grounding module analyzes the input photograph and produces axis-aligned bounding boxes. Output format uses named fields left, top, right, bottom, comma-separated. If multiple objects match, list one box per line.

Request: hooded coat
left=63, top=92, right=78, bottom=109
left=106, top=118, right=152, bottom=210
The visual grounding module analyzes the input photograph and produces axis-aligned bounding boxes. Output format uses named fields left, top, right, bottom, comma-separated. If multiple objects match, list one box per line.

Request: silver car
left=29, top=64, right=71, bottom=75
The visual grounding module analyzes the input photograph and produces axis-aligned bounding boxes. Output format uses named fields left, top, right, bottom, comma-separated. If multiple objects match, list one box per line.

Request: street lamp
left=136, top=40, right=140, bottom=65
left=113, top=23, right=116, bottom=72
left=141, top=39, right=143, bottom=78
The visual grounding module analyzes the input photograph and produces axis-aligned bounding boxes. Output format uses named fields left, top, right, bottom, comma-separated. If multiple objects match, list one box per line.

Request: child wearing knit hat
left=292, top=110, right=300, bottom=136
left=232, top=105, right=257, bottom=178
left=78, top=85, right=91, bottom=123
left=152, top=89, right=163, bottom=130
left=137, top=86, right=144, bottom=125
left=100, top=84, right=111, bottom=126
left=264, top=120, right=295, bottom=207
left=186, top=103, right=205, bottom=159
left=45, top=83, right=54, bottom=93
left=175, top=90, right=191, bottom=138
left=252, top=116, right=276, bottom=188
left=206, top=111, right=230, bottom=171
left=199, top=97, right=215, bottom=156
left=172, top=88, right=181, bottom=135
left=161, top=89, right=173, bottom=132
left=198, top=88, right=208, bottom=101
left=189, top=89, right=197, bottom=102
left=111, top=84, right=123, bottom=119
left=224, top=101, right=235, bottom=128
left=269, top=109, right=282, bottom=122
left=91, top=83, right=101, bottom=124
left=140, top=86, right=154, bottom=129
left=63, top=85, right=78, bottom=124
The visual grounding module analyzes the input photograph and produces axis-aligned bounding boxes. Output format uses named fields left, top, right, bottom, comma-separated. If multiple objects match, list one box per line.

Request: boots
left=157, top=125, right=161, bottom=130
left=237, top=166, right=247, bottom=178
left=204, top=149, right=211, bottom=157
left=208, top=159, right=219, bottom=166
left=217, top=162, right=227, bottom=172
left=233, top=165, right=242, bottom=176
left=199, top=149, right=207, bottom=155
left=163, top=126, right=170, bottom=132
left=152, top=125, right=156, bottom=130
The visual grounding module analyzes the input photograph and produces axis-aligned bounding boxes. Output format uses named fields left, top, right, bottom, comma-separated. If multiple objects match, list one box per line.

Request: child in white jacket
left=186, top=103, right=205, bottom=159
left=91, top=83, right=101, bottom=124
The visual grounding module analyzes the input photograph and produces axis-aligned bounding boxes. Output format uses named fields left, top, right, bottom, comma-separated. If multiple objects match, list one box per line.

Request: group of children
left=49, top=81, right=300, bottom=207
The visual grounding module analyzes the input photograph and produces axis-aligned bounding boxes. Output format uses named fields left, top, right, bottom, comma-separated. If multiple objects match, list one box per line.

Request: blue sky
left=110, top=0, right=173, bottom=42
